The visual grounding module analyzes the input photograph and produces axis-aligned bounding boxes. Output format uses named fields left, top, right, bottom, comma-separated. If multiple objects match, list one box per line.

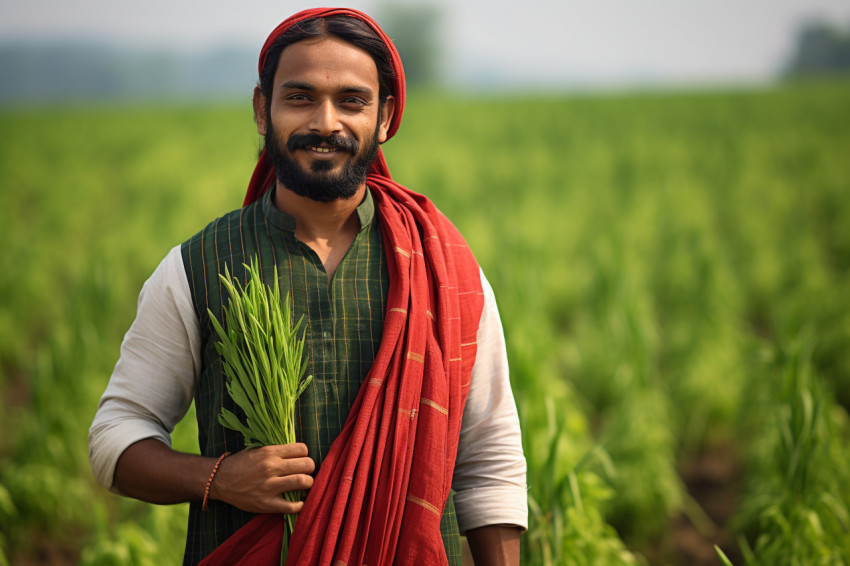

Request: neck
left=274, top=183, right=366, bottom=278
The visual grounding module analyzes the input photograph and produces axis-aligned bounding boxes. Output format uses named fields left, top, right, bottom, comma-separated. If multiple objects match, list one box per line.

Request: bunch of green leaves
left=208, top=257, right=312, bottom=552
left=210, top=258, right=312, bottom=448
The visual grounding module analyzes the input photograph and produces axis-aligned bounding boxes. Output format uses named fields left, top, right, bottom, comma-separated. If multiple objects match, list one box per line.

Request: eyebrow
left=281, top=80, right=373, bottom=96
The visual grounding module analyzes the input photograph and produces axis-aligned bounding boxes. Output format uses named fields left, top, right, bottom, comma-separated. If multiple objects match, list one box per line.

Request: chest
left=186, top=207, right=389, bottom=467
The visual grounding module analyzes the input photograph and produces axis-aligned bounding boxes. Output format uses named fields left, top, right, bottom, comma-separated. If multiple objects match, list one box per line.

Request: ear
left=253, top=86, right=268, bottom=136
left=377, top=95, right=396, bottom=143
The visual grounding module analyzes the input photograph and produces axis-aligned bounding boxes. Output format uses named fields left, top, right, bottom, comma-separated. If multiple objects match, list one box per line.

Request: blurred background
left=2, top=2, right=850, bottom=566
left=2, top=0, right=850, bottom=101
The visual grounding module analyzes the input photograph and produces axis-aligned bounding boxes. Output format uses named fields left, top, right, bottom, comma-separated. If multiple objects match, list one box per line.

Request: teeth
left=309, top=147, right=332, bottom=153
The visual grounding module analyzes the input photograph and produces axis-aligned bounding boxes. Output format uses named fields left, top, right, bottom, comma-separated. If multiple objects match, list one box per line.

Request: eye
left=285, top=93, right=312, bottom=103
left=339, top=96, right=368, bottom=108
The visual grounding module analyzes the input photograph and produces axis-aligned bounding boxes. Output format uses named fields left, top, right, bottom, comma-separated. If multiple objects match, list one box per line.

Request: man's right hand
left=114, top=438, right=315, bottom=514
left=210, top=444, right=315, bottom=514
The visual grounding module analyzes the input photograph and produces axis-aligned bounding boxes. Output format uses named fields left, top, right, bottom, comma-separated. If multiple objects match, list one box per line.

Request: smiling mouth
left=308, top=146, right=336, bottom=153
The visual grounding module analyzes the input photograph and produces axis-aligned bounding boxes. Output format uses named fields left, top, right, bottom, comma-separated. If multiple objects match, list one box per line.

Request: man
left=89, top=8, right=526, bottom=566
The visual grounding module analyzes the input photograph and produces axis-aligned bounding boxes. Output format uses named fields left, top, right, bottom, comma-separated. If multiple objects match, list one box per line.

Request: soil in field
left=655, top=442, right=745, bottom=566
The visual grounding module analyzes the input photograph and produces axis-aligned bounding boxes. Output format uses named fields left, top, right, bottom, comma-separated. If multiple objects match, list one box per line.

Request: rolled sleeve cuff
left=454, top=485, right=529, bottom=534
left=88, top=416, right=172, bottom=494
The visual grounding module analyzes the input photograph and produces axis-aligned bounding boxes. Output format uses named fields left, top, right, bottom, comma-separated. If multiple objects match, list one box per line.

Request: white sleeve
left=453, top=268, right=528, bottom=533
left=88, top=245, right=201, bottom=493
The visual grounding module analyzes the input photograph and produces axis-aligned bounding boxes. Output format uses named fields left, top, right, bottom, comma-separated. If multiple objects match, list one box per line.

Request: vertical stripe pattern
left=179, top=188, right=461, bottom=565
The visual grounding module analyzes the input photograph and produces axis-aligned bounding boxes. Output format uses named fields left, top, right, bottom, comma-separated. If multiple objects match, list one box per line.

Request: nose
left=309, top=99, right=341, bottom=136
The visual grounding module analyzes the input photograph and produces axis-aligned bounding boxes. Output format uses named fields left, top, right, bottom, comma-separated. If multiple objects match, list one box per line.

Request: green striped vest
left=179, top=188, right=462, bottom=565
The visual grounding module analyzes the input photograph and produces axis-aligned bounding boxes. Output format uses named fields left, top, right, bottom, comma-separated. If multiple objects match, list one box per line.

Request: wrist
left=202, top=452, right=231, bottom=511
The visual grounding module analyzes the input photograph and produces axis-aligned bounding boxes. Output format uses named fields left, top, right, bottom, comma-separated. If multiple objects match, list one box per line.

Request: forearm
left=114, top=439, right=315, bottom=514
left=466, top=524, right=521, bottom=566
left=114, top=438, right=214, bottom=504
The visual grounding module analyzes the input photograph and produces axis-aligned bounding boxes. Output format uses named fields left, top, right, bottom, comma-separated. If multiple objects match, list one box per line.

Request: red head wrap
left=242, top=7, right=407, bottom=207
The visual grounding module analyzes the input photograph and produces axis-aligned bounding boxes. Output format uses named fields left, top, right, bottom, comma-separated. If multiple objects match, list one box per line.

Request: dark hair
left=259, top=16, right=395, bottom=107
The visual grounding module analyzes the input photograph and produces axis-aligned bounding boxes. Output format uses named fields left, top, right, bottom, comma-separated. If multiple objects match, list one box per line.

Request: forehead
left=274, top=35, right=380, bottom=92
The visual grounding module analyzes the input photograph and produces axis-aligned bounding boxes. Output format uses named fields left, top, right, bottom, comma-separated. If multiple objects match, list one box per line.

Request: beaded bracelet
left=202, top=451, right=231, bottom=512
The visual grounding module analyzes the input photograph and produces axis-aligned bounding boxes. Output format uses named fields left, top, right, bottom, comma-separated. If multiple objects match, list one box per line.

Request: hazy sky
left=3, top=0, right=850, bottom=87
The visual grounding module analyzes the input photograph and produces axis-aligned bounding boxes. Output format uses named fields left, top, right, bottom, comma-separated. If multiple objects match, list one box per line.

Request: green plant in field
left=208, top=258, right=313, bottom=555
left=0, top=489, right=11, bottom=566
left=734, top=336, right=850, bottom=565
left=716, top=544, right=735, bottom=566
left=80, top=503, right=189, bottom=566
left=523, top=400, right=643, bottom=566
left=599, top=388, right=683, bottom=543
left=80, top=523, right=158, bottom=566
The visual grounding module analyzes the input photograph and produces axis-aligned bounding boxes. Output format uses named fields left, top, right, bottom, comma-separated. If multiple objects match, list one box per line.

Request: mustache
left=286, top=133, right=359, bottom=154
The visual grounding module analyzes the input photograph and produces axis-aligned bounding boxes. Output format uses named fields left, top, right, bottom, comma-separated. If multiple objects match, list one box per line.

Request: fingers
left=230, top=488, right=308, bottom=515
left=208, top=443, right=316, bottom=514
left=246, top=446, right=315, bottom=477
left=262, top=496, right=305, bottom=515
left=268, top=471, right=314, bottom=493
left=261, top=473, right=313, bottom=515
left=264, top=442, right=310, bottom=459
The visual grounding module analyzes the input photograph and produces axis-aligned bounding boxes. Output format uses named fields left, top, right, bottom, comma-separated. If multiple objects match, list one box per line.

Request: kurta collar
left=261, top=186, right=376, bottom=233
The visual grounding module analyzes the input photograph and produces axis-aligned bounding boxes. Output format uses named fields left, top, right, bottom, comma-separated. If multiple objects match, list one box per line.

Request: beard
left=265, top=119, right=381, bottom=203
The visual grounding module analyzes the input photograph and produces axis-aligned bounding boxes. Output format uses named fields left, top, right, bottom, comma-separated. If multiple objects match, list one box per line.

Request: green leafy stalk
left=208, top=257, right=312, bottom=551
left=715, top=545, right=735, bottom=566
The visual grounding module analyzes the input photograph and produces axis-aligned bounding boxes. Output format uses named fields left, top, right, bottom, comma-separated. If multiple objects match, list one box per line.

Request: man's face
left=256, top=35, right=395, bottom=202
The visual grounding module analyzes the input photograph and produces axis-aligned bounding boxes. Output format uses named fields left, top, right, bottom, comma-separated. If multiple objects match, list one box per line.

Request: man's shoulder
left=373, top=182, right=460, bottom=233
left=177, top=200, right=272, bottom=292
left=372, top=181, right=479, bottom=272
left=180, top=202, right=260, bottom=251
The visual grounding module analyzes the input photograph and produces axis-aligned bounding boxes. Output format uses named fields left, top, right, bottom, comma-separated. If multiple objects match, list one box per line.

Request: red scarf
left=200, top=8, right=484, bottom=565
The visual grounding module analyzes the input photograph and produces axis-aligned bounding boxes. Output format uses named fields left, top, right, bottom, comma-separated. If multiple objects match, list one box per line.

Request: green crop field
left=1, top=81, right=850, bottom=565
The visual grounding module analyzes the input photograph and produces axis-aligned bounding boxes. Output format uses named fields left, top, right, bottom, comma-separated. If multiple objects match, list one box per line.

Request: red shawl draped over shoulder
left=200, top=8, right=484, bottom=565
